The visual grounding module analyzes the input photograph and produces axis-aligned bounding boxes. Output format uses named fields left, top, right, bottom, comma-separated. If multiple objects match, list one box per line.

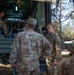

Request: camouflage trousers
left=17, top=69, right=40, bottom=75
left=46, top=54, right=57, bottom=75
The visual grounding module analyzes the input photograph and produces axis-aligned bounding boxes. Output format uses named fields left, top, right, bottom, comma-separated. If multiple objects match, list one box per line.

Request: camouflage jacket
left=9, top=30, right=52, bottom=71
left=0, top=20, right=8, bottom=36
left=45, top=33, right=62, bottom=60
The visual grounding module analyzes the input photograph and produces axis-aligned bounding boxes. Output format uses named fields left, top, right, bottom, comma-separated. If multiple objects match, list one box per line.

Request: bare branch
left=62, top=10, right=74, bottom=22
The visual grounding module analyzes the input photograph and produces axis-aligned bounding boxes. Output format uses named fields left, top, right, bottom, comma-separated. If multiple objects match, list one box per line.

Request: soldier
left=9, top=18, right=52, bottom=75
left=0, top=11, right=8, bottom=38
left=45, top=23, right=62, bottom=75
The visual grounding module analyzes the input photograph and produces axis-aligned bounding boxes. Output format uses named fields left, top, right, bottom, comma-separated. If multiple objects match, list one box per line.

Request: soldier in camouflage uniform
left=0, top=11, right=8, bottom=38
left=45, top=23, right=62, bottom=75
left=9, top=18, right=52, bottom=75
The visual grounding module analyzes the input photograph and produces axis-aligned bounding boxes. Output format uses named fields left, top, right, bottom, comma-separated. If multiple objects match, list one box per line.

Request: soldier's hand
left=10, top=64, right=16, bottom=71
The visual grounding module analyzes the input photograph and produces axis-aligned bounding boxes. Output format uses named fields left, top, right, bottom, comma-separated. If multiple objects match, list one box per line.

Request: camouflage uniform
left=45, top=33, right=62, bottom=75
left=45, top=33, right=62, bottom=58
left=9, top=30, right=52, bottom=75
left=0, top=20, right=8, bottom=37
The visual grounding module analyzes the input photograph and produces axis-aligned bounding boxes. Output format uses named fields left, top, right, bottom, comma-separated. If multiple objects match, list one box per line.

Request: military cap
left=26, top=18, right=37, bottom=26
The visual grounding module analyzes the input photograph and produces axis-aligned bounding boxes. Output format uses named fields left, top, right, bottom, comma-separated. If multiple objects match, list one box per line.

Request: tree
left=61, top=25, right=74, bottom=40
left=51, top=0, right=74, bottom=40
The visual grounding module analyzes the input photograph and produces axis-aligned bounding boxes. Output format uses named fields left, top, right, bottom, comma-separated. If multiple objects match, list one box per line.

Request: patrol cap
left=26, top=18, right=37, bottom=26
